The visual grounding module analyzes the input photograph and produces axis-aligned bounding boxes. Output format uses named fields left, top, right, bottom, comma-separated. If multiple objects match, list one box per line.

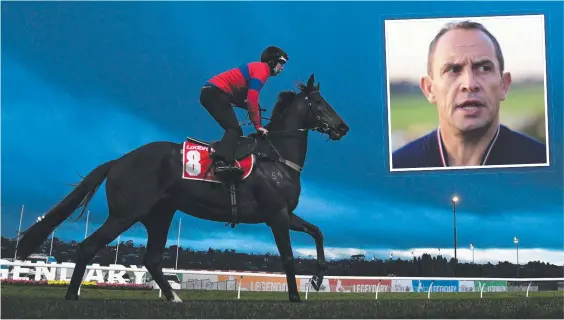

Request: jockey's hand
left=257, top=127, right=269, bottom=135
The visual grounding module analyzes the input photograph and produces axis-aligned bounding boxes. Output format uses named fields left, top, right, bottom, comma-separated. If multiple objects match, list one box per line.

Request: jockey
left=200, top=46, right=289, bottom=175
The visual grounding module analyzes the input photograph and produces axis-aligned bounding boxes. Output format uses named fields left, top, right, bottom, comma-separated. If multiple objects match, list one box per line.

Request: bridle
left=241, top=90, right=334, bottom=173
left=245, top=90, right=331, bottom=135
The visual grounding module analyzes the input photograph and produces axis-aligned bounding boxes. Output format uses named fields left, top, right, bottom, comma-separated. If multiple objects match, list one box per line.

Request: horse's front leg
left=289, top=212, right=327, bottom=292
left=269, top=207, right=301, bottom=302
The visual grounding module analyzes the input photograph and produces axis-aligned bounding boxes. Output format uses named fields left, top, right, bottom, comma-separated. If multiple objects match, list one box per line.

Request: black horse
left=16, top=73, right=349, bottom=302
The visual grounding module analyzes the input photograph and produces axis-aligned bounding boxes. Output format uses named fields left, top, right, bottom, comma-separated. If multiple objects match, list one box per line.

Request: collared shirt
left=391, top=124, right=547, bottom=170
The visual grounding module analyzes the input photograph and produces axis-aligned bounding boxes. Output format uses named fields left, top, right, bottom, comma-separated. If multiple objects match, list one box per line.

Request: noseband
left=260, top=90, right=329, bottom=134
left=242, top=90, right=335, bottom=174
left=303, top=92, right=332, bottom=134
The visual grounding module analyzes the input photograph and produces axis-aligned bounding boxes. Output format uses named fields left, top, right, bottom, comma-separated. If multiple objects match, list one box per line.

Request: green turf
left=1, top=285, right=562, bottom=318
left=2, top=297, right=562, bottom=319
left=389, top=85, right=546, bottom=132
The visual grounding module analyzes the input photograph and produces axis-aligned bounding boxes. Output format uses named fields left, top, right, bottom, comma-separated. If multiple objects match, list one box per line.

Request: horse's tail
left=15, top=160, right=117, bottom=260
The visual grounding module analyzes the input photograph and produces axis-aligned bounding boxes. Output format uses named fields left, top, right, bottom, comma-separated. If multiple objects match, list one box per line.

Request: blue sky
left=2, top=1, right=563, bottom=264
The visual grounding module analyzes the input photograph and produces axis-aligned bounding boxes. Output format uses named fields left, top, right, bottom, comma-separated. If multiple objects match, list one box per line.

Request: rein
left=240, top=90, right=328, bottom=136
left=247, top=90, right=330, bottom=173
left=264, top=136, right=303, bottom=173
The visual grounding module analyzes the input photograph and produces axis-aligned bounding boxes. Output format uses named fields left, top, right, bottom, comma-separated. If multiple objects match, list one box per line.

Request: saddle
left=185, top=135, right=270, bottom=229
left=210, top=136, right=259, bottom=163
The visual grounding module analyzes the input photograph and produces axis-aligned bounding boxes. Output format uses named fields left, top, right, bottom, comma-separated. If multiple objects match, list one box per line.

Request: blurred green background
left=388, top=81, right=547, bottom=152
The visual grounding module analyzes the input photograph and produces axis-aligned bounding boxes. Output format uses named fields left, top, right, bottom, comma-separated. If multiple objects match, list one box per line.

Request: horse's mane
left=264, top=80, right=319, bottom=130
left=264, top=90, right=297, bottom=130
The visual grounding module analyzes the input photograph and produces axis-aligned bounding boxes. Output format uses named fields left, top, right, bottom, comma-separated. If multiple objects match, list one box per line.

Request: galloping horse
left=16, top=73, right=350, bottom=302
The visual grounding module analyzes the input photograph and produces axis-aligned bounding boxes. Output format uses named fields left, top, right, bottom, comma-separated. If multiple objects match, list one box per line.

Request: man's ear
left=420, top=76, right=436, bottom=104
left=500, top=72, right=512, bottom=101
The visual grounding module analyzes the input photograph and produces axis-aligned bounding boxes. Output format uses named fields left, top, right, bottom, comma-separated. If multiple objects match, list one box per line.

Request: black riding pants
left=200, top=85, right=243, bottom=163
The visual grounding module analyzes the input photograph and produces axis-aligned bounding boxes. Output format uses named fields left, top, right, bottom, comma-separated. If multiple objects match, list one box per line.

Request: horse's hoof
left=311, top=275, right=323, bottom=291
left=289, top=293, right=301, bottom=303
left=172, top=291, right=183, bottom=303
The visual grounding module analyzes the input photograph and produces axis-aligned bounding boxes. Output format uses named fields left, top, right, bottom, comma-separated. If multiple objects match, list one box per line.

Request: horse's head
left=267, top=73, right=350, bottom=140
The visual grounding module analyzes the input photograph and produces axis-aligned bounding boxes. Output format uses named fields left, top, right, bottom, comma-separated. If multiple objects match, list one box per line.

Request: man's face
left=273, top=61, right=285, bottom=75
left=421, top=28, right=511, bottom=133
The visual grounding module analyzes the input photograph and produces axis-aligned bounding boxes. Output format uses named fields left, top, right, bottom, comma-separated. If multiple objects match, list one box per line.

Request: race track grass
left=2, top=285, right=563, bottom=318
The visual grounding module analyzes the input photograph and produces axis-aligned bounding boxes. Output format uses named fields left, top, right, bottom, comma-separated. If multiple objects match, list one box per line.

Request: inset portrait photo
left=385, top=14, right=549, bottom=172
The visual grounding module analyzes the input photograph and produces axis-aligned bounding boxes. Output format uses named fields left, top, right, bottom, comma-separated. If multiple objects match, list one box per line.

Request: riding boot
left=213, top=129, right=244, bottom=178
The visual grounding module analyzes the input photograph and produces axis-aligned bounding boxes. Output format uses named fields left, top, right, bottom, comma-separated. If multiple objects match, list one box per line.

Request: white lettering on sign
left=185, top=150, right=202, bottom=176
left=352, top=284, right=391, bottom=292
left=107, top=264, right=127, bottom=284
left=186, top=145, right=208, bottom=151
left=59, top=262, right=76, bottom=282
left=133, top=268, right=148, bottom=284
left=11, top=260, right=39, bottom=280
left=0, top=261, right=150, bottom=284
left=11, top=265, right=30, bottom=280
left=34, top=261, right=56, bottom=281
left=85, top=264, right=105, bottom=282
left=251, top=282, right=288, bottom=292
left=486, top=286, right=507, bottom=292
left=433, top=286, right=457, bottom=292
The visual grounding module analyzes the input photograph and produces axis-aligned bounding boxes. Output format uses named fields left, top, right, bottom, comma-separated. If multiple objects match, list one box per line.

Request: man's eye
left=479, top=65, right=493, bottom=72
left=447, top=66, right=462, bottom=73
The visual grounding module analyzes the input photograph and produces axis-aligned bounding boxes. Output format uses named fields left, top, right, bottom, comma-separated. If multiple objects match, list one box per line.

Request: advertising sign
left=459, top=280, right=476, bottom=292
left=218, top=274, right=299, bottom=292
left=411, top=280, right=459, bottom=292
left=328, top=279, right=392, bottom=293
left=392, top=279, right=414, bottom=292
left=0, top=260, right=510, bottom=294
left=299, top=278, right=331, bottom=292
left=475, top=280, right=508, bottom=292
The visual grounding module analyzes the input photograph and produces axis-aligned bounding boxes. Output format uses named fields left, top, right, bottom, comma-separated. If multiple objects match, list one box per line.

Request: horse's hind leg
left=289, top=213, right=327, bottom=292
left=141, top=201, right=181, bottom=302
left=65, top=215, right=137, bottom=300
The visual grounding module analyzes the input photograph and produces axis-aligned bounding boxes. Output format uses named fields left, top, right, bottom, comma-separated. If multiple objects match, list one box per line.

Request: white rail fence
left=1, top=261, right=562, bottom=300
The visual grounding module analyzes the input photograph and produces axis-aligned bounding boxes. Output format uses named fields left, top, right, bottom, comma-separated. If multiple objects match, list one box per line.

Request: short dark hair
left=427, top=20, right=505, bottom=76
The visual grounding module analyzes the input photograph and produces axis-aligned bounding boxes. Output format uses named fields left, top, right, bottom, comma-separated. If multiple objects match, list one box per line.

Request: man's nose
left=460, top=69, right=480, bottom=92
